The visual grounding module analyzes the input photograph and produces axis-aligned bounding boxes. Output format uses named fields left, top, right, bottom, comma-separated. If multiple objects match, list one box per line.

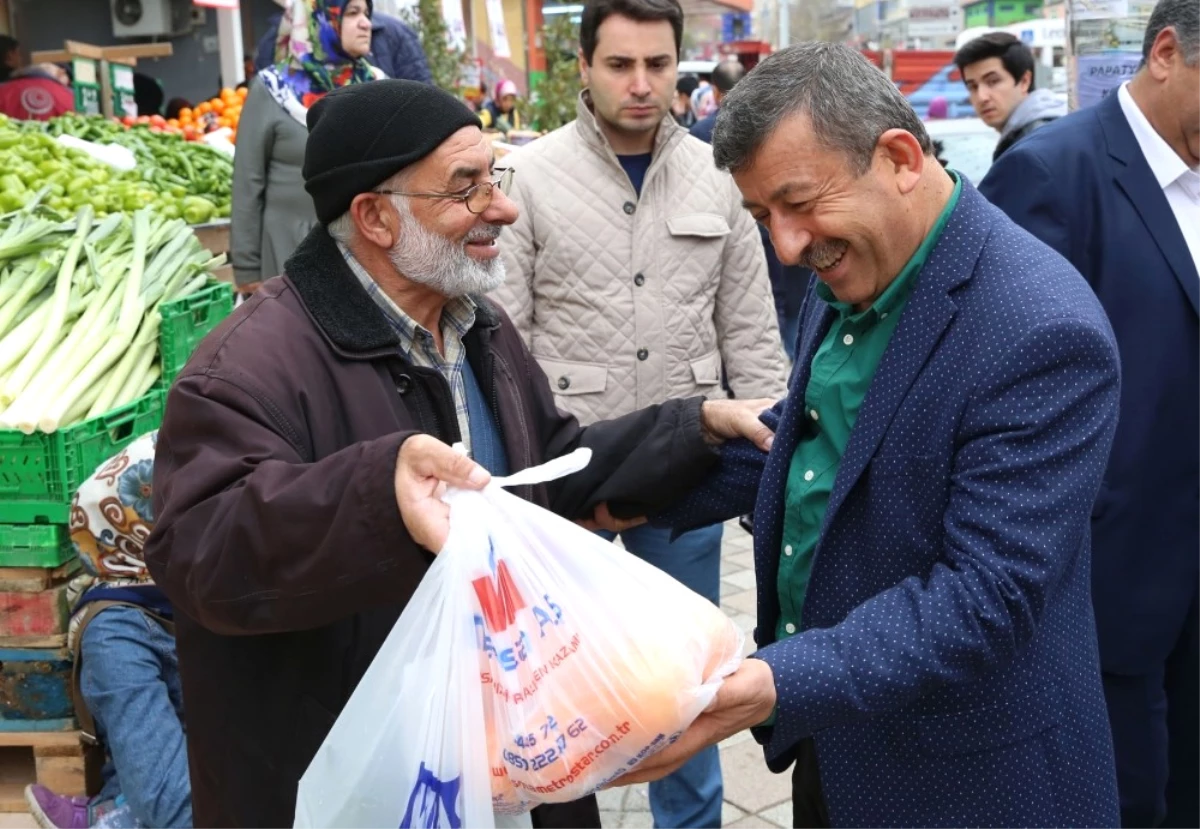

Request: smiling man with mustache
left=613, top=43, right=1125, bottom=828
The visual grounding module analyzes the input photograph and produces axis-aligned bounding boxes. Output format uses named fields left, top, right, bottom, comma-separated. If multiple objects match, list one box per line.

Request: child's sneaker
left=23, top=784, right=89, bottom=829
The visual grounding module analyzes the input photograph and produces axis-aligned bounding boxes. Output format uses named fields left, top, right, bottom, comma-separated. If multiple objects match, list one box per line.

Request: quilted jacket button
left=396, top=375, right=413, bottom=394
left=623, top=201, right=636, bottom=215
left=557, top=376, right=570, bottom=390
left=634, top=273, right=645, bottom=286
left=637, top=348, right=649, bottom=361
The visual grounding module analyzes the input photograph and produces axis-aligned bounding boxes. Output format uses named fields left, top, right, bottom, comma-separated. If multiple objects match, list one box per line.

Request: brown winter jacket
left=144, top=225, right=720, bottom=828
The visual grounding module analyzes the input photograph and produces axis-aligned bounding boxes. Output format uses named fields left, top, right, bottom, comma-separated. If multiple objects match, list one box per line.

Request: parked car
left=923, top=117, right=998, bottom=186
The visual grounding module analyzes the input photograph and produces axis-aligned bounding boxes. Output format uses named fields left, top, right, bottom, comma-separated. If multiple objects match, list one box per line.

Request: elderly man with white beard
left=142, top=80, right=777, bottom=829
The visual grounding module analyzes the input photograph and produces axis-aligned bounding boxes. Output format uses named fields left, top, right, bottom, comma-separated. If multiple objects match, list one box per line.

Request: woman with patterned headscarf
left=232, top=0, right=381, bottom=292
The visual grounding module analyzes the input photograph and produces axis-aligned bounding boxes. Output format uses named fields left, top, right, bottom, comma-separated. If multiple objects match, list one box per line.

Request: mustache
left=800, top=239, right=848, bottom=270
left=465, top=225, right=502, bottom=244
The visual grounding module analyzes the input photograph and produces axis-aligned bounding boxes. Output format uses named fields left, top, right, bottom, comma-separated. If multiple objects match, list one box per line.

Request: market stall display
left=0, top=202, right=226, bottom=435
left=168, top=86, right=247, bottom=143
left=0, top=47, right=237, bottom=809
left=41, top=114, right=233, bottom=221
left=0, top=209, right=232, bottom=811
left=0, top=114, right=231, bottom=223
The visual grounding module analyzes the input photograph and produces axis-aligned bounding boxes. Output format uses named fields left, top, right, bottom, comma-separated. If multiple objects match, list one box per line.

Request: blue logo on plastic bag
left=400, top=763, right=462, bottom=829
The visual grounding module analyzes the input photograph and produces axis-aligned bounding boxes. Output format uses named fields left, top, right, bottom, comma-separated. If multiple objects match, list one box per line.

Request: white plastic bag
left=295, top=449, right=743, bottom=829
left=54, top=135, right=137, bottom=172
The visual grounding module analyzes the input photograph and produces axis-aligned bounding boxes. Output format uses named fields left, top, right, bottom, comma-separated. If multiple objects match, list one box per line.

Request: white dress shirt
left=1117, top=82, right=1200, bottom=275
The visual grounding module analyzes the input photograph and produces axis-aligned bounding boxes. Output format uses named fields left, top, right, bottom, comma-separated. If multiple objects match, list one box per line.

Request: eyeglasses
left=375, top=167, right=516, bottom=215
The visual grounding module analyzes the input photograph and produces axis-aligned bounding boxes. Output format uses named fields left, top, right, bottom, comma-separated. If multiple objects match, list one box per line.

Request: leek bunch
left=0, top=199, right=226, bottom=434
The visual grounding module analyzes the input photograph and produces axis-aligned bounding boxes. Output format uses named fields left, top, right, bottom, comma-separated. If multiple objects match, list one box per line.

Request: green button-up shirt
left=775, top=173, right=962, bottom=642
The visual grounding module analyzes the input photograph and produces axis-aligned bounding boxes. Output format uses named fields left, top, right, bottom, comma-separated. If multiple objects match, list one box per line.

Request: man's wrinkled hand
left=610, top=657, right=777, bottom=786
left=700, top=398, right=777, bottom=452
left=395, top=435, right=490, bottom=553
left=576, top=501, right=648, bottom=533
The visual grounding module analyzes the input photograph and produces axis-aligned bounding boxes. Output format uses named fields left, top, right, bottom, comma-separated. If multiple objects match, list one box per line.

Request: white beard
left=387, top=197, right=506, bottom=298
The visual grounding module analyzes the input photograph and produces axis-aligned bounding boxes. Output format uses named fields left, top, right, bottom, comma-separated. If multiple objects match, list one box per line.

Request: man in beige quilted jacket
left=493, top=0, right=788, bottom=825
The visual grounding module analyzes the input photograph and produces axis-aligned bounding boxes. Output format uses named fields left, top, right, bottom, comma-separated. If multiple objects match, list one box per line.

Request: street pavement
left=599, top=520, right=793, bottom=829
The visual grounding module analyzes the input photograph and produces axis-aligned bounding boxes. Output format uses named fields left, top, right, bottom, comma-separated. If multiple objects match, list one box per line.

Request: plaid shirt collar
left=336, top=242, right=478, bottom=355
left=337, top=242, right=479, bottom=452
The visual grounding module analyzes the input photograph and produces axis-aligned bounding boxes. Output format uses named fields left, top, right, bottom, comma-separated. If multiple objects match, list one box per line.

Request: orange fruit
left=210, top=98, right=226, bottom=114
left=476, top=581, right=741, bottom=812
left=179, top=107, right=193, bottom=120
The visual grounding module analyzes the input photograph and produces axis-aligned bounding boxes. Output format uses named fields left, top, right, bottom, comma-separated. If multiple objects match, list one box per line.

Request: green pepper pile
left=0, top=113, right=232, bottom=224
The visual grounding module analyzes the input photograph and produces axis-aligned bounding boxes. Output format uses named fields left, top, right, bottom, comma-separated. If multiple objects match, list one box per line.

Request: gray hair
left=325, top=167, right=413, bottom=244
left=1143, top=0, right=1199, bottom=66
left=327, top=212, right=356, bottom=245
left=712, top=42, right=933, bottom=176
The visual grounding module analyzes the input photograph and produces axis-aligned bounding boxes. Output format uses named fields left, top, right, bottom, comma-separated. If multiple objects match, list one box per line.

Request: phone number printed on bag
left=505, top=716, right=592, bottom=773
left=509, top=721, right=638, bottom=796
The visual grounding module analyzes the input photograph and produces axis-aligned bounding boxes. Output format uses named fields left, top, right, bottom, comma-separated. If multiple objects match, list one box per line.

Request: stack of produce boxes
left=0, top=265, right=232, bottom=809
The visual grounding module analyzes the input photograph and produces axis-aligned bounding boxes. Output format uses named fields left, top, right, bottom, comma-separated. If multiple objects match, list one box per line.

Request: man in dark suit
left=980, top=1, right=1198, bottom=825
left=614, top=42, right=1122, bottom=828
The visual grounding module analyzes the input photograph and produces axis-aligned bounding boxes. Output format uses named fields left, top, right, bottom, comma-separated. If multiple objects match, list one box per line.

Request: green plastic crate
left=0, top=391, right=164, bottom=525
left=158, top=280, right=234, bottom=384
left=0, top=523, right=74, bottom=568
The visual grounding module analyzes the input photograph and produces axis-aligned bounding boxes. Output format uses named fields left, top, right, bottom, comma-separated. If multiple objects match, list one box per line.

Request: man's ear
left=1017, top=69, right=1033, bottom=93
left=876, top=128, right=926, bottom=195
left=1147, top=26, right=1181, bottom=81
left=349, top=193, right=399, bottom=250
left=579, top=50, right=591, bottom=87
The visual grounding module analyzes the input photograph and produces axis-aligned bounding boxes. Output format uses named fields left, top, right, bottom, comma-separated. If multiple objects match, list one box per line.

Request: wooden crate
left=0, top=648, right=75, bottom=730
left=0, top=563, right=79, bottom=650
left=0, top=587, right=69, bottom=648
left=0, top=732, right=100, bottom=812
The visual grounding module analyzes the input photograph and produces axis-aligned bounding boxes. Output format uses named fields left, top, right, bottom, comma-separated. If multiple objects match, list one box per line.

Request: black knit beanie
left=303, top=80, right=482, bottom=225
